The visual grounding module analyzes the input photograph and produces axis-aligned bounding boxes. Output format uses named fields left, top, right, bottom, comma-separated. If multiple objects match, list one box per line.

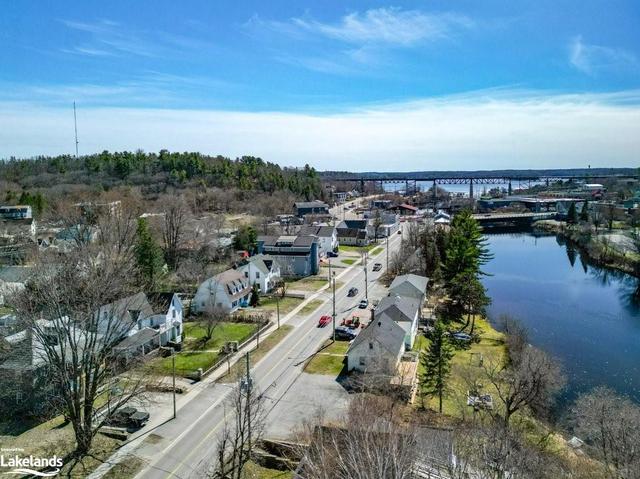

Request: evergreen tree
left=135, top=218, right=164, bottom=289
left=567, top=202, right=578, bottom=224
left=420, top=322, right=454, bottom=413
left=234, top=225, right=258, bottom=253
left=249, top=284, right=260, bottom=307
left=443, top=209, right=492, bottom=282
left=580, top=200, right=590, bottom=222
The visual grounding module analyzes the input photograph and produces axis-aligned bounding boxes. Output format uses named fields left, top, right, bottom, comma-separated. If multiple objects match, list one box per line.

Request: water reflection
left=483, top=232, right=640, bottom=404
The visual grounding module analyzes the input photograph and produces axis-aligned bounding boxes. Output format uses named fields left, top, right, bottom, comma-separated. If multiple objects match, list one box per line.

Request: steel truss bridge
left=328, top=174, right=636, bottom=198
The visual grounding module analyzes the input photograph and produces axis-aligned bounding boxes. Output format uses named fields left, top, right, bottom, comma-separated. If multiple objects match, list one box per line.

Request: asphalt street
left=131, top=224, right=404, bottom=479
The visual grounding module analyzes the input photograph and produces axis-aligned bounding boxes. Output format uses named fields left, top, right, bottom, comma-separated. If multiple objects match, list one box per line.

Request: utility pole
left=275, top=293, right=280, bottom=329
left=364, top=251, right=368, bottom=300
left=332, top=272, right=336, bottom=342
left=73, top=101, right=79, bottom=158
left=386, top=235, right=389, bottom=271
left=172, top=352, right=176, bottom=419
left=328, top=257, right=332, bottom=285
left=244, top=352, right=252, bottom=454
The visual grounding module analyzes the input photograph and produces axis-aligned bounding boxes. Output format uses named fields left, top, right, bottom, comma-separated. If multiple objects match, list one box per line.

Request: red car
left=318, top=315, right=332, bottom=327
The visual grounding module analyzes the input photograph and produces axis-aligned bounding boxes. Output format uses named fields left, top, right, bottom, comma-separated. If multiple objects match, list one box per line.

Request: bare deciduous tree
left=482, top=345, right=565, bottom=427
left=211, top=378, right=266, bottom=479
left=570, top=387, right=640, bottom=479
left=162, top=196, right=189, bottom=270
left=11, top=215, right=152, bottom=466
left=296, top=395, right=429, bottom=479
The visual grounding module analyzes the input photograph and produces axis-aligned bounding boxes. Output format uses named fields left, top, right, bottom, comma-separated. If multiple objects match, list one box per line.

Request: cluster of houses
left=0, top=290, right=184, bottom=410
left=346, top=274, right=429, bottom=382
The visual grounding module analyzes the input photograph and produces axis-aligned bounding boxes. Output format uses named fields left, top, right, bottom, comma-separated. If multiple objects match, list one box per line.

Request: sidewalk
left=86, top=252, right=369, bottom=479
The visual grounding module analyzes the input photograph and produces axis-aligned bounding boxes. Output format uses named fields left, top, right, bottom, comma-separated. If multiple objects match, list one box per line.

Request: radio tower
left=73, top=101, right=79, bottom=157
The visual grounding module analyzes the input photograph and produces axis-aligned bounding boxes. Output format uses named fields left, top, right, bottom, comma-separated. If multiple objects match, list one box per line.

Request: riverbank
left=533, top=220, right=640, bottom=277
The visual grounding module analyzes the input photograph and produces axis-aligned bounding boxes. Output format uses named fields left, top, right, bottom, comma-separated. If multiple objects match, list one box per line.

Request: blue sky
left=1, top=1, right=639, bottom=170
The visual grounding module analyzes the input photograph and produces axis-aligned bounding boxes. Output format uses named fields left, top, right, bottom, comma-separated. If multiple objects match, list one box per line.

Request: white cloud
left=60, top=18, right=217, bottom=59
left=250, top=8, right=473, bottom=74
left=569, top=35, right=638, bottom=75
left=290, top=8, right=472, bottom=46
left=1, top=90, right=639, bottom=171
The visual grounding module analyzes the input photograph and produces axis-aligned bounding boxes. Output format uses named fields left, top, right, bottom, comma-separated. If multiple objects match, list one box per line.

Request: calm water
left=483, top=232, right=640, bottom=405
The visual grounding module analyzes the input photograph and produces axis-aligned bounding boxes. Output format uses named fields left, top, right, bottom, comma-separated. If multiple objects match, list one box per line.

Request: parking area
left=263, top=372, right=351, bottom=440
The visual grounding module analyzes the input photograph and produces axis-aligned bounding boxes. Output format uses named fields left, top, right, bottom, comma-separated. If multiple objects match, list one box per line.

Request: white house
left=97, top=292, right=184, bottom=359
left=298, top=225, right=338, bottom=257
left=375, top=294, right=421, bottom=350
left=347, top=314, right=405, bottom=373
left=236, top=254, right=281, bottom=293
left=193, top=269, right=251, bottom=314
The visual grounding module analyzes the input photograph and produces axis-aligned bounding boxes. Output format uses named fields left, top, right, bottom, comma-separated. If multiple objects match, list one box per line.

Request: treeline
left=0, top=151, right=323, bottom=200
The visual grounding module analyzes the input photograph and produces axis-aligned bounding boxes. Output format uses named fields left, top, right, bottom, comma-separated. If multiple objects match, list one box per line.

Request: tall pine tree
left=135, top=218, right=165, bottom=289
left=420, top=321, right=454, bottom=412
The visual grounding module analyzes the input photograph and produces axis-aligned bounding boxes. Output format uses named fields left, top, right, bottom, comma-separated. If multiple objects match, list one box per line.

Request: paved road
left=131, top=229, right=404, bottom=479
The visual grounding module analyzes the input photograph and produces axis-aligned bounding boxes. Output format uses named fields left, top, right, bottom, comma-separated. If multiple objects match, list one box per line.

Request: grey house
left=389, top=274, right=429, bottom=303
left=257, top=235, right=319, bottom=277
left=347, top=314, right=405, bottom=373
left=375, top=294, right=421, bottom=349
left=294, top=201, right=330, bottom=217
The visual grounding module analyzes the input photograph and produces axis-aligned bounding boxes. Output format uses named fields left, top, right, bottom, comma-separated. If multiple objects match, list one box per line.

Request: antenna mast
left=73, top=101, right=79, bottom=157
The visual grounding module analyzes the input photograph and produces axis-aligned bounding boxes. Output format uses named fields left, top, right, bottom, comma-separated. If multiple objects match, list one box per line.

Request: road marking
left=135, top=231, right=404, bottom=478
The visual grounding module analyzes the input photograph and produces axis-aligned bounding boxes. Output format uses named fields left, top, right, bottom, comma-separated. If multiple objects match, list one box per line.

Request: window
left=368, top=342, right=373, bottom=350
left=359, top=357, right=366, bottom=366
left=255, top=272, right=260, bottom=279
left=244, top=271, right=249, bottom=278
left=16, top=391, right=23, bottom=403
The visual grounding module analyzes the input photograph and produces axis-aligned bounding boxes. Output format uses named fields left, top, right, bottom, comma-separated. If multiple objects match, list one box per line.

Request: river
left=483, top=232, right=640, bottom=405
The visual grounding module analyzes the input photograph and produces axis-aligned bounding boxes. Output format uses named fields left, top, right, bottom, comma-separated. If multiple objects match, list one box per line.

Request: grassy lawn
left=102, top=456, right=146, bottom=479
left=370, top=247, right=383, bottom=256
left=339, top=244, right=376, bottom=253
left=299, top=299, right=324, bottom=316
left=304, top=339, right=349, bottom=376
left=220, top=325, right=294, bottom=383
left=259, top=296, right=304, bottom=316
left=242, top=461, right=293, bottom=479
left=341, top=258, right=357, bottom=265
left=417, top=317, right=507, bottom=417
left=155, top=321, right=259, bottom=376
left=183, top=321, right=258, bottom=350
left=0, top=414, right=124, bottom=477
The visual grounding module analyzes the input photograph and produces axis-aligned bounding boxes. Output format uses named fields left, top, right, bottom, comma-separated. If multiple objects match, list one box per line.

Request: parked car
left=372, top=263, right=382, bottom=271
left=327, top=251, right=339, bottom=258
left=318, top=315, right=331, bottom=327
left=334, top=326, right=357, bottom=340
left=452, top=332, right=472, bottom=342
left=347, top=287, right=358, bottom=297
left=358, top=299, right=369, bottom=309
left=107, top=406, right=150, bottom=429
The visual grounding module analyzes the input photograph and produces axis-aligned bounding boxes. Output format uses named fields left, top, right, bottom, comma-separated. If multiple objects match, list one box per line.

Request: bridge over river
left=472, top=211, right=557, bottom=228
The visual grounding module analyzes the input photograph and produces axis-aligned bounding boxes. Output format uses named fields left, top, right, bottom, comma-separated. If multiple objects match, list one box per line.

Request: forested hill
left=0, top=150, right=323, bottom=199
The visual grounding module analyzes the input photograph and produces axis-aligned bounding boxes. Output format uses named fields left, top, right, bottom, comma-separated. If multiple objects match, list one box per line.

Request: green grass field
left=339, top=244, right=377, bottom=253
left=417, top=317, right=507, bottom=416
left=220, top=325, right=294, bottom=383
left=304, top=339, right=349, bottom=376
left=259, top=296, right=304, bottom=315
left=299, top=299, right=324, bottom=316
left=157, top=321, right=259, bottom=375
left=341, top=258, right=357, bottom=265
left=370, top=247, right=383, bottom=256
